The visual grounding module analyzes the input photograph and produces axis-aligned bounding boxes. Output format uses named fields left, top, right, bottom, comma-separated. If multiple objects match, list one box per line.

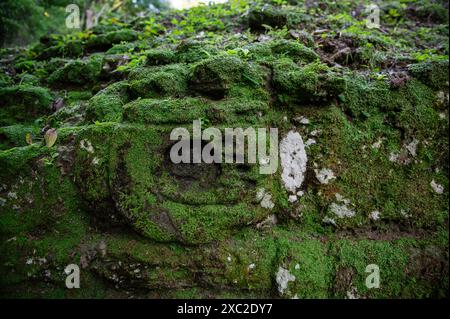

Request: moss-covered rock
left=48, top=54, right=104, bottom=86
left=85, top=81, right=130, bottom=122
left=36, top=40, right=84, bottom=61
left=408, top=60, right=449, bottom=90
left=0, top=0, right=448, bottom=299
left=175, top=40, right=219, bottom=63
left=270, top=40, right=319, bottom=63
left=273, top=60, right=346, bottom=105
left=0, top=145, right=89, bottom=294
left=129, top=64, right=189, bottom=99
left=71, top=124, right=279, bottom=244
left=145, top=48, right=176, bottom=66
left=0, top=125, right=40, bottom=150
left=189, top=55, right=264, bottom=99
left=0, top=85, right=53, bottom=125
left=85, top=29, right=138, bottom=51
left=330, top=236, right=449, bottom=298
left=248, top=6, right=288, bottom=31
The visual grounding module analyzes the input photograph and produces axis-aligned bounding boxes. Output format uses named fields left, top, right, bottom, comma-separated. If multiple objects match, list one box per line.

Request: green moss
left=73, top=123, right=119, bottom=206
left=0, top=0, right=448, bottom=299
left=86, top=29, right=138, bottom=51
left=40, top=58, right=70, bottom=77
left=0, top=143, right=88, bottom=290
left=146, top=48, right=176, bottom=66
left=330, top=238, right=448, bottom=298
left=0, top=125, right=40, bottom=150
left=415, top=1, right=449, bottom=24
left=48, top=54, right=104, bottom=86
left=85, top=81, right=130, bottom=123
left=160, top=201, right=265, bottom=244
left=106, top=42, right=139, bottom=54
left=0, top=145, right=82, bottom=235
left=277, top=235, right=333, bottom=298
left=175, top=40, right=219, bottom=63
left=129, top=64, right=189, bottom=99
left=71, top=124, right=278, bottom=244
left=0, top=71, right=13, bottom=87
left=248, top=6, right=288, bottom=31
left=0, top=85, right=53, bottom=125
left=270, top=40, right=319, bottom=63
left=37, top=40, right=84, bottom=60
left=273, top=60, right=346, bottom=105
left=341, top=76, right=441, bottom=134
left=210, top=230, right=278, bottom=290
left=18, top=74, right=40, bottom=86
left=408, top=60, right=449, bottom=90
left=122, top=95, right=269, bottom=125
left=122, top=97, right=207, bottom=124
left=66, top=90, right=93, bottom=104
left=189, top=55, right=264, bottom=99
left=308, top=104, right=448, bottom=229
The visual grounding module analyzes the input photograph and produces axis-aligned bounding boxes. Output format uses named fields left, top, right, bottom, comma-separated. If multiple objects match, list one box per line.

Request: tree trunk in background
left=85, top=9, right=95, bottom=29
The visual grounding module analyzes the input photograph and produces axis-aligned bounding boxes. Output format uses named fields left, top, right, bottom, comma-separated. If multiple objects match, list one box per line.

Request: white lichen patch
left=322, top=216, right=337, bottom=226
left=26, top=257, right=47, bottom=266
left=405, top=139, right=419, bottom=157
left=309, top=129, right=321, bottom=137
left=248, top=263, right=256, bottom=270
left=294, top=116, right=310, bottom=124
left=80, top=139, right=94, bottom=153
left=371, top=138, right=384, bottom=149
left=256, top=214, right=277, bottom=229
left=400, top=209, right=411, bottom=218
left=256, top=188, right=265, bottom=202
left=280, top=131, right=307, bottom=194
left=436, top=90, right=449, bottom=107
left=276, top=266, right=296, bottom=295
left=260, top=193, right=275, bottom=210
left=335, top=193, right=350, bottom=205
left=330, top=202, right=355, bottom=218
left=256, top=188, right=275, bottom=209
left=288, top=195, right=297, bottom=203
left=314, top=168, right=336, bottom=185
left=369, top=210, right=381, bottom=221
left=389, top=139, right=419, bottom=165
left=7, top=192, right=17, bottom=200
left=346, top=286, right=359, bottom=299
left=389, top=152, right=399, bottom=162
left=305, top=138, right=316, bottom=147
left=430, top=180, right=444, bottom=194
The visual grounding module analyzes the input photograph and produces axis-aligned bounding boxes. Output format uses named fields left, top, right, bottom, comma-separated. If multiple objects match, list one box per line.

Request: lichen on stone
left=280, top=130, right=307, bottom=195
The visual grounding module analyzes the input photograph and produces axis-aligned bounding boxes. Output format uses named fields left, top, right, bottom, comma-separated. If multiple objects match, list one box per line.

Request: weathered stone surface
left=0, top=0, right=448, bottom=299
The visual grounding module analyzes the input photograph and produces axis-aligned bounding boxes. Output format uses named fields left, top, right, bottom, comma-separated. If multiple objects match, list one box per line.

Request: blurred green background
left=0, top=0, right=169, bottom=47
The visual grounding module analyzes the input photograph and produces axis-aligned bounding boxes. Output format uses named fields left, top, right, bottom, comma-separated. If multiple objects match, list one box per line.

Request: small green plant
left=116, top=55, right=146, bottom=72
left=412, top=49, right=448, bottom=63
left=42, top=152, right=59, bottom=166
